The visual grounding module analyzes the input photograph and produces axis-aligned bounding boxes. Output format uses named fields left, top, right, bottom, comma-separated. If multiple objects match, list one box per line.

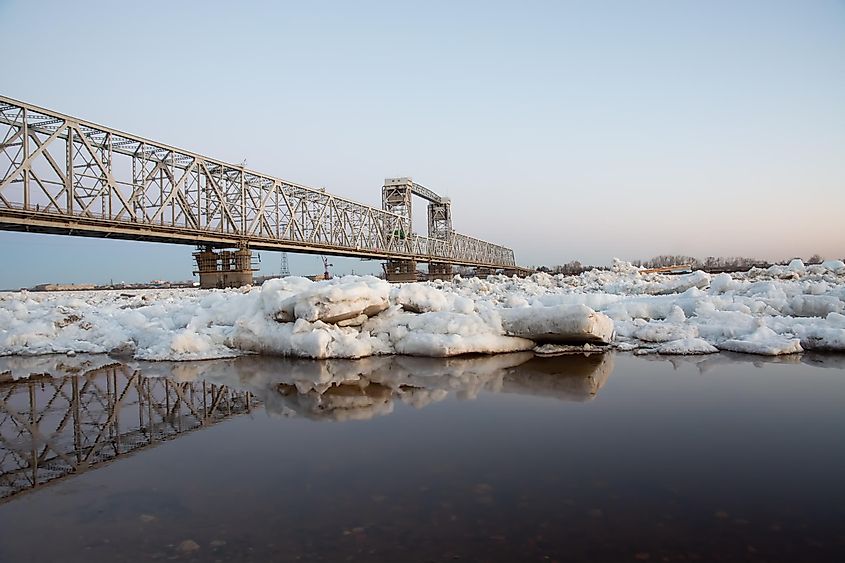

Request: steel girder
left=410, top=182, right=446, bottom=205
left=0, top=95, right=516, bottom=269
left=428, top=201, right=452, bottom=242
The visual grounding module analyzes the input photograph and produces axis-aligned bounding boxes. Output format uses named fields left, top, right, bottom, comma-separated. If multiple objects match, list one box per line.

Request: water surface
left=0, top=351, right=843, bottom=562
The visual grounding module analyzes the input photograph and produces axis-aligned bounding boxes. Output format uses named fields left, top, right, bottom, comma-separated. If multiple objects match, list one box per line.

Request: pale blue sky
left=1, top=0, right=843, bottom=287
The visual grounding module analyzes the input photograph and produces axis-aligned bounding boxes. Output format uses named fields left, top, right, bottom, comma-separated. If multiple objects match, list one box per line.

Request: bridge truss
left=0, top=95, right=517, bottom=271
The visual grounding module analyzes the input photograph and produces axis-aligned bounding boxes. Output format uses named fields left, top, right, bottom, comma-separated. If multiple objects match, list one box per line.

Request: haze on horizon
left=0, top=0, right=842, bottom=288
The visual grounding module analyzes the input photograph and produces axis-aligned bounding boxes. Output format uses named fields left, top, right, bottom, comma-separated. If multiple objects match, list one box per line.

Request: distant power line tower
left=279, top=252, right=291, bottom=277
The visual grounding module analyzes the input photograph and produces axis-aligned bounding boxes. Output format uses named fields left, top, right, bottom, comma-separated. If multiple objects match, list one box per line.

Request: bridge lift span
left=382, top=177, right=456, bottom=281
left=0, top=95, right=527, bottom=286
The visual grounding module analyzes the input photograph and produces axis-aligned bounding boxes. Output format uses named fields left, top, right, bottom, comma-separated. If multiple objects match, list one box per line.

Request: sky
left=0, top=0, right=843, bottom=288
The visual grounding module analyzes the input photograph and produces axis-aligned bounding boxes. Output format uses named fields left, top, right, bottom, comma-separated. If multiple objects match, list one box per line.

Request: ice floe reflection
left=266, top=353, right=614, bottom=421
left=50, top=352, right=613, bottom=418
left=631, top=349, right=845, bottom=373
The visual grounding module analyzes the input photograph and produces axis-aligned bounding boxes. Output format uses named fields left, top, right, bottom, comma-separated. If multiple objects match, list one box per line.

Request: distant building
left=32, top=283, right=96, bottom=292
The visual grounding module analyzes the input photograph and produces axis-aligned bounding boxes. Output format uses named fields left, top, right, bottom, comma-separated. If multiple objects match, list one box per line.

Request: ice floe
left=1, top=258, right=844, bottom=360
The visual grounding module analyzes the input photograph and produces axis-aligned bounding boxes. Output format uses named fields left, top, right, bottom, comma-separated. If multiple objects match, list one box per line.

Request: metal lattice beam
left=0, top=96, right=517, bottom=269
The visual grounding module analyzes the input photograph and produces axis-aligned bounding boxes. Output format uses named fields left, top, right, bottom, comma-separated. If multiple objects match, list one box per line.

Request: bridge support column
left=193, top=245, right=255, bottom=289
left=383, top=260, right=417, bottom=283
left=427, top=262, right=453, bottom=281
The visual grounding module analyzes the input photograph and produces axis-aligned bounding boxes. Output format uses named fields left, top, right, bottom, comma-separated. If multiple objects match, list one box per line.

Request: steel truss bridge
left=0, top=95, right=521, bottom=276
left=0, top=365, right=254, bottom=502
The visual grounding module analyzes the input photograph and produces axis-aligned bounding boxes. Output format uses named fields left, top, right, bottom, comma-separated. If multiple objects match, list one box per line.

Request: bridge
left=0, top=95, right=527, bottom=286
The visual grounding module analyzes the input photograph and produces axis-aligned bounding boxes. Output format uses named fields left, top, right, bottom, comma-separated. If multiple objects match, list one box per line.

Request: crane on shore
left=321, top=257, right=333, bottom=280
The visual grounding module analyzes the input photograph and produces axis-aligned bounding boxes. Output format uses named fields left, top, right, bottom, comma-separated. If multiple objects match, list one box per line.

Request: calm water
left=0, top=351, right=843, bottom=562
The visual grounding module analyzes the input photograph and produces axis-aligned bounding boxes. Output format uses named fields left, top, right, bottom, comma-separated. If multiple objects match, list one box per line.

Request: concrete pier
left=194, top=246, right=255, bottom=288
left=383, top=259, right=417, bottom=283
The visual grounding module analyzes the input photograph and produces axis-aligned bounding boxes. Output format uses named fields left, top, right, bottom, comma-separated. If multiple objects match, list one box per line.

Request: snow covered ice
left=1, top=258, right=845, bottom=362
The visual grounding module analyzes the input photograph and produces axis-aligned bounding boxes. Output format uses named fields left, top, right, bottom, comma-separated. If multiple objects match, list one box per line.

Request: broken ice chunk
left=499, top=304, right=614, bottom=344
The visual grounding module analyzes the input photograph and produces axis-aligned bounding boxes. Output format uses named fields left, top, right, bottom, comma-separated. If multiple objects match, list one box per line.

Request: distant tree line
left=536, top=261, right=595, bottom=275
left=631, top=253, right=830, bottom=272
left=632, top=255, right=768, bottom=272
left=533, top=253, right=835, bottom=275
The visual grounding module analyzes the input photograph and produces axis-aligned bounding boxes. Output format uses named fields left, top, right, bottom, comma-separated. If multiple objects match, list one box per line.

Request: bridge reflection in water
left=0, top=352, right=613, bottom=501
left=0, top=363, right=255, bottom=502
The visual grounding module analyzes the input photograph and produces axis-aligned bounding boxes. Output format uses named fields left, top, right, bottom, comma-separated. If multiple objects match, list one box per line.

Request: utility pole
left=279, top=252, right=290, bottom=277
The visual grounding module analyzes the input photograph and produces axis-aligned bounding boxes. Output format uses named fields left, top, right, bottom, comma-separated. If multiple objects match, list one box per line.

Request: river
left=0, top=351, right=843, bottom=562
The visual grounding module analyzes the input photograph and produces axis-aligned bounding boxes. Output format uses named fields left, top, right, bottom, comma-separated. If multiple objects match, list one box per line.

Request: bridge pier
left=427, top=262, right=453, bottom=281
left=504, top=268, right=534, bottom=278
left=193, top=245, right=255, bottom=288
left=383, top=259, right=418, bottom=283
left=473, top=266, right=495, bottom=278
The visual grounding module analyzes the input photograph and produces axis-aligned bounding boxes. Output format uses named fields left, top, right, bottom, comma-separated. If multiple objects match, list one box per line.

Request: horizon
left=1, top=0, right=843, bottom=287
left=1, top=232, right=838, bottom=291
